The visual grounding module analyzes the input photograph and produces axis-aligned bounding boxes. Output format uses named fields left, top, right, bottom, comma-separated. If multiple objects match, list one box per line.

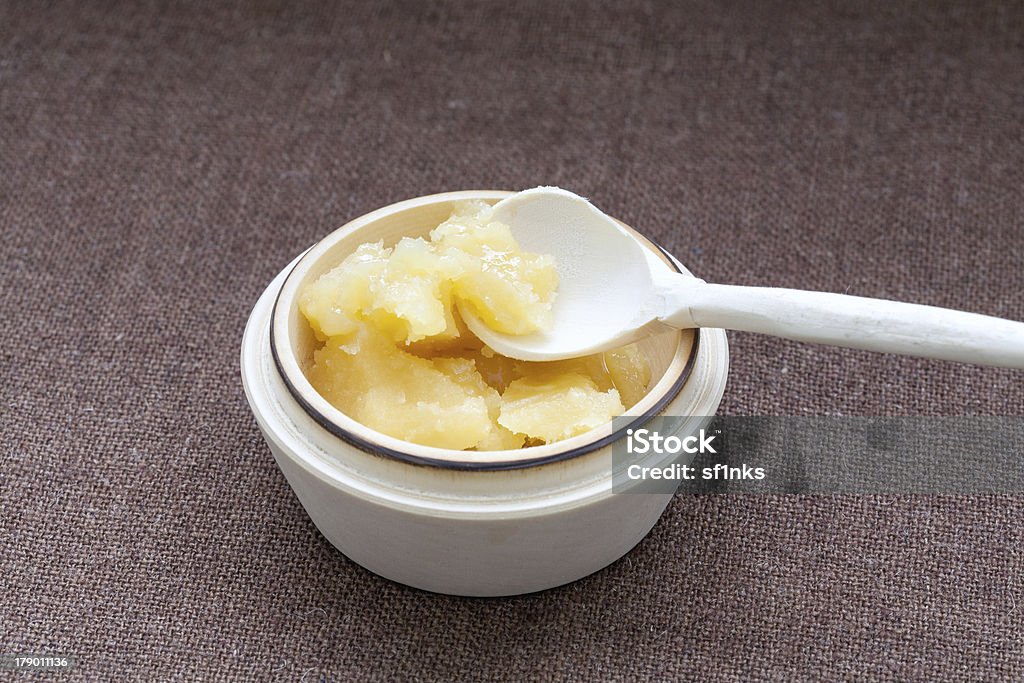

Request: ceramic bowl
left=240, top=190, right=729, bottom=596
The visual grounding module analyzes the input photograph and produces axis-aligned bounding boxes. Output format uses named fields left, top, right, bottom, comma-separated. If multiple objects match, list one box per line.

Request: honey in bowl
left=298, top=200, right=651, bottom=450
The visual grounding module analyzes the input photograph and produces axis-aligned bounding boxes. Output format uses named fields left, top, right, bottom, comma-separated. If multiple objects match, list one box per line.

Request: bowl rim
left=269, top=190, right=701, bottom=471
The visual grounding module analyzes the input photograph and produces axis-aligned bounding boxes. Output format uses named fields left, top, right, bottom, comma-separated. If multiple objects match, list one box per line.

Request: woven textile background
left=3, top=1, right=1022, bottom=680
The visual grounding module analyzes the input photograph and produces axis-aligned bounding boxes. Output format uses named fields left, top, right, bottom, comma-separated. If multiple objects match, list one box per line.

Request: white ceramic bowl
left=240, top=191, right=729, bottom=596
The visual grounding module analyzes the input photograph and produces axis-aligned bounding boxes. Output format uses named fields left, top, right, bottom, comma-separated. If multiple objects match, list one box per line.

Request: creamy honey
left=298, top=200, right=650, bottom=450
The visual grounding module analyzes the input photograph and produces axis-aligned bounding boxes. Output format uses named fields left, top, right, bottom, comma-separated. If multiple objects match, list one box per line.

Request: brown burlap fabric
left=3, top=1, right=1022, bottom=680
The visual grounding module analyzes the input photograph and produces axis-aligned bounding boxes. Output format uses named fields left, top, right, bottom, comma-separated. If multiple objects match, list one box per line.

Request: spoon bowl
left=460, top=187, right=676, bottom=360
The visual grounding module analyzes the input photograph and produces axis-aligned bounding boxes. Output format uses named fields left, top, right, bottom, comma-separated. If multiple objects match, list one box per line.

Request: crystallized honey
left=299, top=200, right=651, bottom=450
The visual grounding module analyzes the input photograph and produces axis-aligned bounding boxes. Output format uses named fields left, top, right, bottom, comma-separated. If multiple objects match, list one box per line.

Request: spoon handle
left=657, top=276, right=1024, bottom=368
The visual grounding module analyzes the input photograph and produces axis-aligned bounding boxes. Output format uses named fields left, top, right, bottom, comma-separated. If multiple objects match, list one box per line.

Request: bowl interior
left=271, top=191, right=697, bottom=468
